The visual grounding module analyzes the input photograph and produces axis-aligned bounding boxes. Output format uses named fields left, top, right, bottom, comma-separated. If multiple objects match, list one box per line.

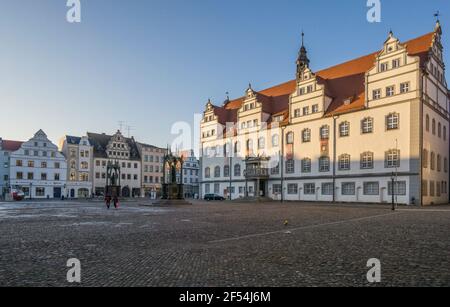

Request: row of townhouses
left=200, top=22, right=450, bottom=206
left=0, top=130, right=200, bottom=200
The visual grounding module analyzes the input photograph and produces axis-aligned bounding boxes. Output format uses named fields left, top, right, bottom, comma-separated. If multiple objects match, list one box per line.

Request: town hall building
left=200, top=22, right=449, bottom=206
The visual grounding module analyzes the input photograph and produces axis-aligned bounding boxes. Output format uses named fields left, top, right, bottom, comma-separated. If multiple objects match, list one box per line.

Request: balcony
left=244, top=167, right=270, bottom=179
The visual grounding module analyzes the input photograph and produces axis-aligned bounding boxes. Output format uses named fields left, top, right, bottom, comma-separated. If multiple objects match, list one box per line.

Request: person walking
left=113, top=196, right=119, bottom=209
left=105, top=195, right=111, bottom=209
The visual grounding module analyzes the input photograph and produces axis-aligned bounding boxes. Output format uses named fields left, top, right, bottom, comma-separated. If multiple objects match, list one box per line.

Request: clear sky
left=0, top=0, right=448, bottom=148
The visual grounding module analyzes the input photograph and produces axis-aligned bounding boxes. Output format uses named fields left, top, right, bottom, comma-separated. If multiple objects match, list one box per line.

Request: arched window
left=386, top=113, right=399, bottom=130
left=444, top=126, right=447, bottom=141
left=81, top=161, right=88, bottom=169
left=258, top=137, right=265, bottom=149
left=272, top=134, right=279, bottom=147
left=385, top=149, right=400, bottom=168
left=319, top=156, right=330, bottom=172
left=431, top=152, right=436, bottom=170
left=286, top=132, right=294, bottom=144
left=302, top=129, right=311, bottom=143
left=204, top=167, right=211, bottom=178
left=339, top=121, right=350, bottom=137
left=320, top=125, right=330, bottom=140
left=361, top=152, right=374, bottom=169
left=338, top=154, right=351, bottom=171
left=246, top=139, right=254, bottom=155
left=234, top=142, right=240, bottom=154
left=224, top=165, right=230, bottom=177
left=70, top=160, right=76, bottom=169
left=214, top=166, right=221, bottom=178
left=437, top=155, right=442, bottom=172
left=438, top=123, right=442, bottom=138
left=301, top=158, right=311, bottom=173
left=426, top=115, right=430, bottom=132
left=286, top=159, right=295, bottom=173
left=423, top=149, right=429, bottom=169
left=362, top=117, right=374, bottom=134
left=234, top=164, right=241, bottom=177
left=432, top=119, right=436, bottom=135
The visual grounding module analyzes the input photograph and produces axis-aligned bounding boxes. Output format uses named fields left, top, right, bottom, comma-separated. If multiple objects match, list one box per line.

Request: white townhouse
left=200, top=22, right=449, bottom=206
left=0, top=138, right=23, bottom=199
left=88, top=131, right=142, bottom=197
left=59, top=135, right=94, bottom=198
left=178, top=150, right=200, bottom=198
left=9, top=130, right=67, bottom=199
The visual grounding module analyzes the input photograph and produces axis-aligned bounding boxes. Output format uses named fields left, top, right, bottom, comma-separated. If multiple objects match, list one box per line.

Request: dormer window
left=299, top=87, right=305, bottom=96
left=273, top=115, right=283, bottom=123
left=306, top=85, right=313, bottom=93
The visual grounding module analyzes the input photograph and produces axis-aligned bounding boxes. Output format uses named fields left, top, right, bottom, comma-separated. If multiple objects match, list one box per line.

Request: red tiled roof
left=1, top=140, right=23, bottom=152
left=211, top=31, right=435, bottom=122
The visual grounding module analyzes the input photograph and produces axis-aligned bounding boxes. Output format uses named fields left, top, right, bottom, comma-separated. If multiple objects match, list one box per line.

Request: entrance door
left=53, top=187, right=62, bottom=199
left=259, top=180, right=267, bottom=197
left=70, top=189, right=75, bottom=198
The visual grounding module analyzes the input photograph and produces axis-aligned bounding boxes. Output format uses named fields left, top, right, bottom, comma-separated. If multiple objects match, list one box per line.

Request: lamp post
left=391, top=172, right=396, bottom=211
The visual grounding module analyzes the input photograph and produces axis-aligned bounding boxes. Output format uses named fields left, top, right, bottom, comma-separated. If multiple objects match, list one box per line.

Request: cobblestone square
left=0, top=200, right=449, bottom=287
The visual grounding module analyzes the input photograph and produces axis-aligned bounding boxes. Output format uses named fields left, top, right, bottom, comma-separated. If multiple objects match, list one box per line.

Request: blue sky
left=0, top=0, right=448, bottom=148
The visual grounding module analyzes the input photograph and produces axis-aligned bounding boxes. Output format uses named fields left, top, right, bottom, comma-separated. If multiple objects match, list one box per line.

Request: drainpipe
left=333, top=115, right=339, bottom=203
left=281, top=126, right=286, bottom=203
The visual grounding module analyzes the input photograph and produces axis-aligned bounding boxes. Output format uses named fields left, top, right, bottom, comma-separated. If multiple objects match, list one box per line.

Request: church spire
left=296, top=31, right=310, bottom=80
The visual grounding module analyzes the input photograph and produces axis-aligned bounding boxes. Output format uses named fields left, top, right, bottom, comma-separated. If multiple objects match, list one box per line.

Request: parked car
left=11, top=189, right=25, bottom=201
left=204, top=194, right=225, bottom=201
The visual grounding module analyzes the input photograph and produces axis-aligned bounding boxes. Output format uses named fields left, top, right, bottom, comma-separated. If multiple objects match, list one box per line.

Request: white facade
left=60, top=135, right=94, bottom=198
left=89, top=131, right=142, bottom=197
left=179, top=150, right=200, bottom=198
left=9, top=130, right=67, bottom=199
left=200, top=25, right=449, bottom=206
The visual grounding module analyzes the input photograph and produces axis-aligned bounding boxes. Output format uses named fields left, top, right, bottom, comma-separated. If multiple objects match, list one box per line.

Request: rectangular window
left=303, top=106, right=310, bottom=116
left=287, top=184, right=298, bottom=195
left=380, top=62, right=388, bottom=72
left=363, top=182, right=380, bottom=195
left=392, top=58, right=400, bottom=69
left=400, top=82, right=410, bottom=93
left=430, top=181, right=435, bottom=197
left=41, top=173, right=47, bottom=180
left=372, top=89, right=381, bottom=100
left=294, top=109, right=301, bottom=118
left=16, top=172, right=23, bottom=180
left=312, top=104, right=319, bottom=113
left=388, top=181, right=407, bottom=196
left=35, top=187, right=45, bottom=197
left=386, top=86, right=395, bottom=97
left=214, top=183, right=220, bottom=194
left=322, top=183, right=334, bottom=195
left=16, top=160, right=23, bottom=167
left=304, top=183, right=316, bottom=195
left=341, top=182, right=356, bottom=195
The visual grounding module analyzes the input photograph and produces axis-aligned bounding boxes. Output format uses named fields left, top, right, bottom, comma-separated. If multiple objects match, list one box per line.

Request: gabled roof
left=210, top=31, right=436, bottom=123
left=1, top=140, right=24, bottom=152
left=87, top=132, right=141, bottom=161
left=65, top=135, right=82, bottom=145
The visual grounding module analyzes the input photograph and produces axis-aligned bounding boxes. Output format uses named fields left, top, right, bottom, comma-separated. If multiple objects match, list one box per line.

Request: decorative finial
left=389, top=29, right=393, bottom=36
left=301, top=30, right=305, bottom=47
left=248, top=83, right=252, bottom=90
left=434, top=11, right=440, bottom=23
